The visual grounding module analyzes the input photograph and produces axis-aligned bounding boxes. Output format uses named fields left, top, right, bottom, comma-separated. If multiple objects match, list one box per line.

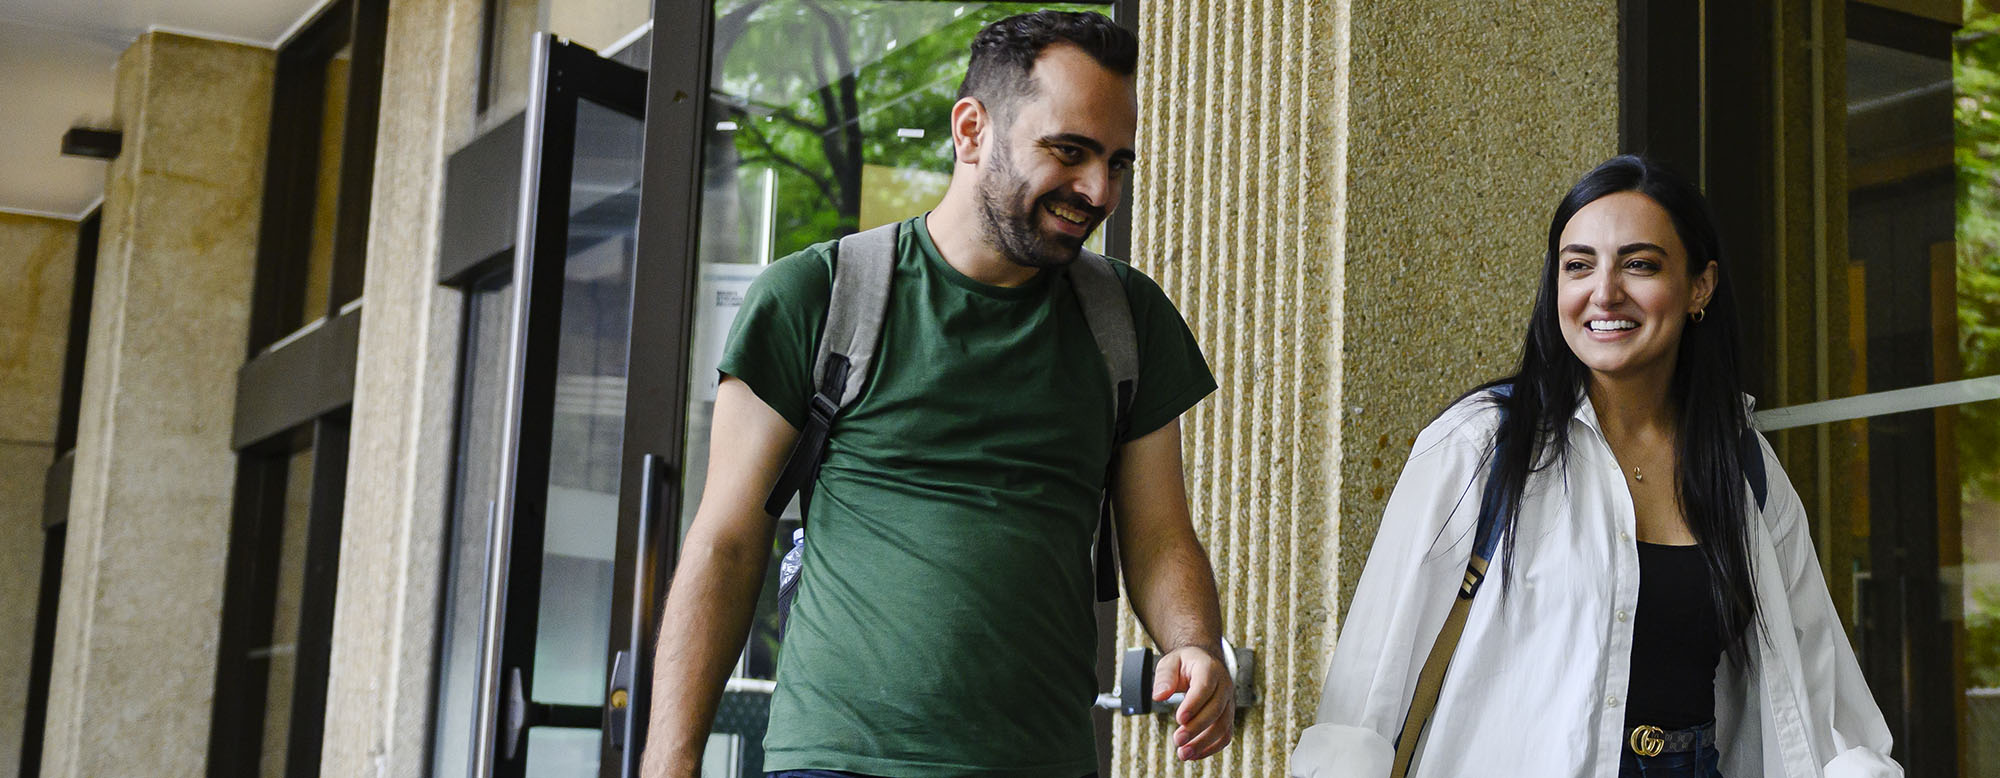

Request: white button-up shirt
left=1289, top=393, right=1901, bottom=778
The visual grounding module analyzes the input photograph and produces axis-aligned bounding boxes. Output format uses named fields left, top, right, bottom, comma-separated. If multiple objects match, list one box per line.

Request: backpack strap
left=1740, top=426, right=1768, bottom=512
left=1067, top=249, right=1139, bottom=602
left=1392, top=421, right=1509, bottom=778
left=762, top=222, right=898, bottom=520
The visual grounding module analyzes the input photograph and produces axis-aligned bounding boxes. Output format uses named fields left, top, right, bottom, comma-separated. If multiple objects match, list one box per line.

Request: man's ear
left=951, top=96, right=990, bottom=164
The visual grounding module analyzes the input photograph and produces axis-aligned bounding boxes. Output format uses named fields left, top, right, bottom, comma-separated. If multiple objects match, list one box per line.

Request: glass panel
left=1768, top=394, right=1999, bottom=775
left=680, top=4, right=1108, bottom=774
left=300, top=42, right=354, bottom=330
left=487, top=0, right=650, bottom=118
left=432, top=269, right=517, bottom=778
left=525, top=727, right=602, bottom=777
left=257, top=439, right=315, bottom=775
left=529, top=95, right=643, bottom=722
left=1801, top=36, right=1962, bottom=406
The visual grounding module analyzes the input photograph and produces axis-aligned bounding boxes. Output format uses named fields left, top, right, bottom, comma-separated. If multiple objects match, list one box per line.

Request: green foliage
left=1956, top=2, right=2000, bottom=501
left=1971, top=587, right=2000, bottom=688
left=709, top=1, right=1099, bottom=259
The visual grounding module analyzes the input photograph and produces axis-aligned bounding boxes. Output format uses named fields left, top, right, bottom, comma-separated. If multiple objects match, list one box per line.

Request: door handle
left=1093, top=636, right=1258, bottom=715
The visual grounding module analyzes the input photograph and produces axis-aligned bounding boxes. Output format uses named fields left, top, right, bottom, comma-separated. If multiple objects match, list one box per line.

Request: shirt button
left=1607, top=695, right=1620, bottom=707
left=1617, top=610, right=1629, bottom=622
left=1620, top=531, right=1631, bottom=542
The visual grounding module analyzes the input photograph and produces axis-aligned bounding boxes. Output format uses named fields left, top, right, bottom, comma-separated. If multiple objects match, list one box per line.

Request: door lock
left=607, top=649, right=635, bottom=749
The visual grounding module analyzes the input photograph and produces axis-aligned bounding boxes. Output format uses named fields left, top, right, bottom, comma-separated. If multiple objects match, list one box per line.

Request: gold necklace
left=1632, top=467, right=1644, bottom=482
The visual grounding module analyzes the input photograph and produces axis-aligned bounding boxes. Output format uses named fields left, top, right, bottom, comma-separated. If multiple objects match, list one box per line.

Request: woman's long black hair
left=1473, top=155, right=1759, bottom=661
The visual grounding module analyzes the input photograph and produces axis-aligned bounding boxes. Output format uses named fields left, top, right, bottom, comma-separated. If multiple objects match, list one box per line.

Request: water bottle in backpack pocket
left=776, top=527, right=804, bottom=636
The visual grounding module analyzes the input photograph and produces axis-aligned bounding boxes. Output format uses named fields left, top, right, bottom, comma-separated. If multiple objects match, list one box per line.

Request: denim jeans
left=1617, top=742, right=1725, bottom=778
left=768, top=768, right=1104, bottom=772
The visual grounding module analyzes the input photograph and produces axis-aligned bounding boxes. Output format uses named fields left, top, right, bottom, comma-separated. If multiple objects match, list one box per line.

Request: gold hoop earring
left=1690, top=309, right=1706, bottom=323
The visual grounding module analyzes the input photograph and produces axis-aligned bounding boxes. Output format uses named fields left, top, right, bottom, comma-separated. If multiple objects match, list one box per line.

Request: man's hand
left=1152, top=644, right=1235, bottom=761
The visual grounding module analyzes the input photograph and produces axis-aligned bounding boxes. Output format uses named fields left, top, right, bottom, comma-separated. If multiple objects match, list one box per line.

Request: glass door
left=475, top=35, right=650, bottom=778
left=636, top=3, right=1121, bottom=776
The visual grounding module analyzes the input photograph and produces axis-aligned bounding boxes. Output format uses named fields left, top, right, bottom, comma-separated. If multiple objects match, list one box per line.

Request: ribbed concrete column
left=0, top=213, right=78, bottom=777
left=316, top=0, right=483, bottom=774
left=38, top=32, right=271, bottom=778
left=1114, top=1, right=1618, bottom=774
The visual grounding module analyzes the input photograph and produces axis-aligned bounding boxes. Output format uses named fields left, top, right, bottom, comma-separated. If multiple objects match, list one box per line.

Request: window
left=207, top=0, right=386, bottom=774
left=1625, top=1, right=2000, bottom=773
left=245, top=0, right=385, bottom=354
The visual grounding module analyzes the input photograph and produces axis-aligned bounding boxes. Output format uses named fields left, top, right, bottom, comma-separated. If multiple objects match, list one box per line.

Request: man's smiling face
left=973, top=43, right=1137, bottom=269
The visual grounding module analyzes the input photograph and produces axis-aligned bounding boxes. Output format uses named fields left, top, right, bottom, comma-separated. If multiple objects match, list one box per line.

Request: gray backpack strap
left=761, top=222, right=898, bottom=519
left=1069, top=249, right=1141, bottom=411
left=1067, top=250, right=1139, bottom=602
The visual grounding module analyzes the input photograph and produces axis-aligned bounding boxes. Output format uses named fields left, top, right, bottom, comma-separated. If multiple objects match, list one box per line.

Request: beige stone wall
left=1113, top=1, right=1619, bottom=774
left=316, top=0, right=484, bottom=774
left=38, top=32, right=271, bottom=778
left=0, top=213, right=77, bottom=777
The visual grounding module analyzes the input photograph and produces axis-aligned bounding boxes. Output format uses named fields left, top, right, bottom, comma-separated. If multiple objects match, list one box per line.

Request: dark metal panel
left=441, top=112, right=527, bottom=286
left=17, top=524, right=66, bottom=778
left=207, top=455, right=291, bottom=778
left=52, top=209, right=98, bottom=455
left=232, top=308, right=361, bottom=450
left=1847, top=1, right=1952, bottom=55
left=491, top=37, right=583, bottom=778
left=605, top=3, right=716, bottom=775
left=284, top=416, right=350, bottom=778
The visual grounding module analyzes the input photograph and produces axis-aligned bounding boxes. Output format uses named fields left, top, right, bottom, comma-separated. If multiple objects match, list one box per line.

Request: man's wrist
left=1160, top=638, right=1226, bottom=662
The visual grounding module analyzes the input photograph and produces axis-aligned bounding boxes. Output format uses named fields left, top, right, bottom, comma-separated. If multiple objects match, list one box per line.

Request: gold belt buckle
left=1629, top=725, right=1667, bottom=757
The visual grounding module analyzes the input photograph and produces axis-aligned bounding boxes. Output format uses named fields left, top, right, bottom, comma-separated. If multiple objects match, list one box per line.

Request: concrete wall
left=0, top=213, right=77, bottom=777
left=316, top=0, right=483, bottom=774
left=1113, top=1, right=1620, bottom=773
left=37, top=32, right=270, bottom=778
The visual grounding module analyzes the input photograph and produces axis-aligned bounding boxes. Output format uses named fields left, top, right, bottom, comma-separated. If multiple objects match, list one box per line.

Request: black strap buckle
left=807, top=392, right=840, bottom=426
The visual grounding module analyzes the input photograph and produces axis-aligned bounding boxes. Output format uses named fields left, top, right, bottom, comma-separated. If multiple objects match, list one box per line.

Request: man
left=642, top=11, right=1231, bottom=777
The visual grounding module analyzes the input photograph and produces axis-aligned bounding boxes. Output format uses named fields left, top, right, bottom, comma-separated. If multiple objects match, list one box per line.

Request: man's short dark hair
left=956, top=11, right=1137, bottom=120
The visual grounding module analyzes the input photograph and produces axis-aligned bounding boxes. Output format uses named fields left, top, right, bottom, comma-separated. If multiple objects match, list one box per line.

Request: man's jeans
left=768, top=768, right=1096, bottom=772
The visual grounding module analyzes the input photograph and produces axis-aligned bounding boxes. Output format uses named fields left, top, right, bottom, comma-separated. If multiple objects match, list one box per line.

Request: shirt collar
left=1568, top=388, right=1760, bottom=433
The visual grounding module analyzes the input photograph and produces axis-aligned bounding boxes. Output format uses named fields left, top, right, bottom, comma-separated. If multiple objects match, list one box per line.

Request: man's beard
left=975, top=143, right=1103, bottom=269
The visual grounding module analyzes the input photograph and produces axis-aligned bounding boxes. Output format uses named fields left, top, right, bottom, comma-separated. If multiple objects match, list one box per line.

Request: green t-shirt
left=719, top=215, right=1215, bottom=777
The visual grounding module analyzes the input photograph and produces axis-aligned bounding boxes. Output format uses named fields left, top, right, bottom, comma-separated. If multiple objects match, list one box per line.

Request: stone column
left=38, top=33, right=271, bottom=778
left=0, top=214, right=78, bottom=777
left=1114, top=1, right=1618, bottom=774
left=316, top=0, right=483, bottom=775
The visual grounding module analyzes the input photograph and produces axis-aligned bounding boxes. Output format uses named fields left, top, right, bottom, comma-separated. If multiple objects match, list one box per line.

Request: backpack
left=1389, top=388, right=1769, bottom=777
left=760, top=222, right=1142, bottom=631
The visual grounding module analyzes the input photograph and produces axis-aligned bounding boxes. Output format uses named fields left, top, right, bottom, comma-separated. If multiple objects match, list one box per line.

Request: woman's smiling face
left=1555, top=191, right=1717, bottom=382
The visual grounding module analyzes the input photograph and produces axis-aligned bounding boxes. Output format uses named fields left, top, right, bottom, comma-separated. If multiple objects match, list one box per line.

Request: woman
left=1288, top=156, right=1899, bottom=778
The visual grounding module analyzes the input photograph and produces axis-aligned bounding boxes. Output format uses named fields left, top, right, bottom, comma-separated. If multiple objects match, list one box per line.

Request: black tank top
left=1625, top=542, right=1722, bottom=729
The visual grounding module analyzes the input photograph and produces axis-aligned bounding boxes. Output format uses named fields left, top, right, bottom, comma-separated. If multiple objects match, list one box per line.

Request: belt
left=1625, top=720, right=1716, bottom=757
